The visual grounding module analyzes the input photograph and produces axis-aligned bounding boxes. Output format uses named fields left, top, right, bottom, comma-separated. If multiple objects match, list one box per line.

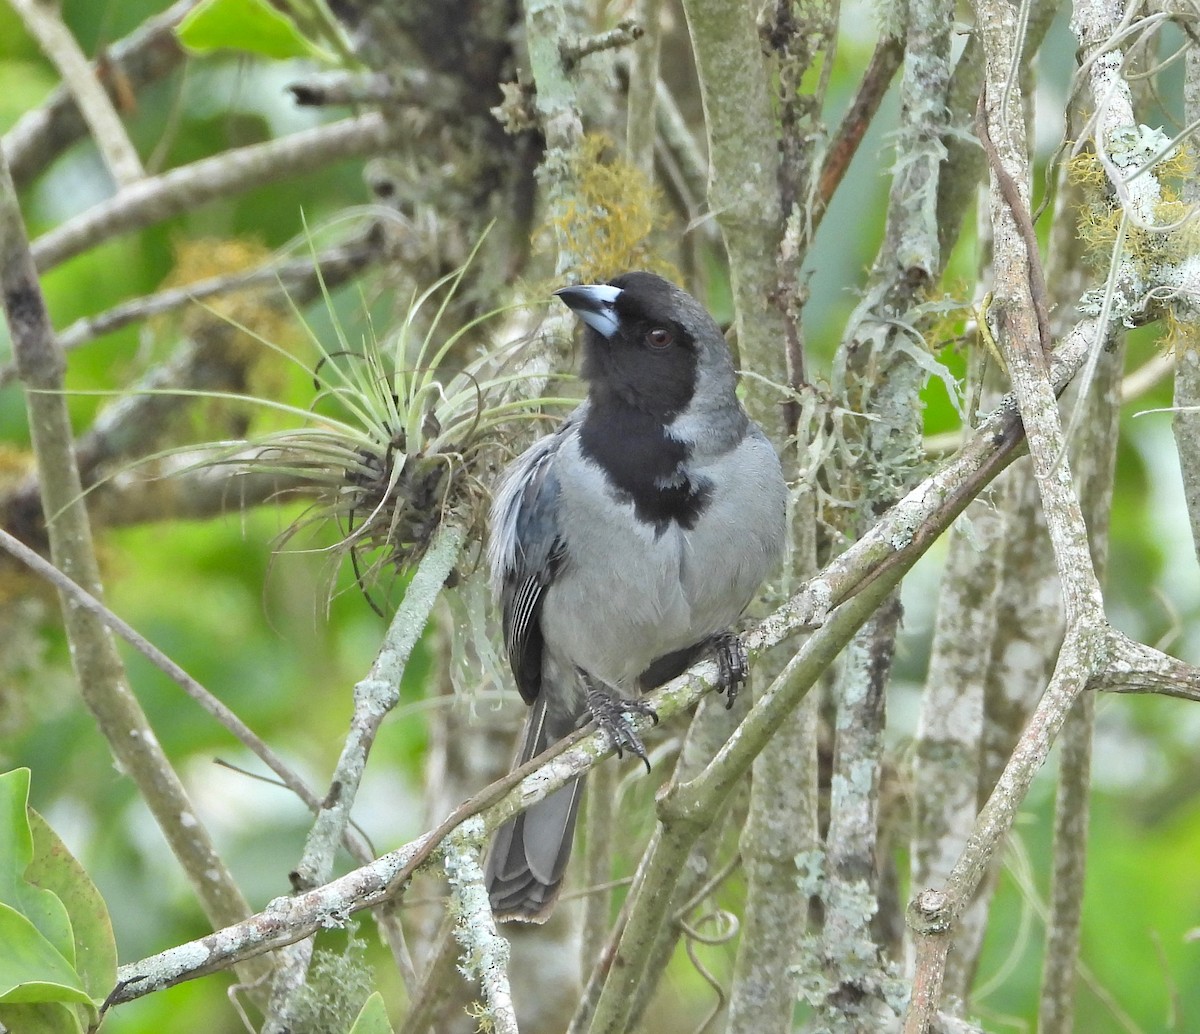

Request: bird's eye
left=646, top=327, right=673, bottom=350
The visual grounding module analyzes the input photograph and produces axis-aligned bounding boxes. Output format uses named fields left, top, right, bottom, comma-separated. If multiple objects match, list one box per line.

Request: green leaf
left=347, top=992, right=394, bottom=1034
left=0, top=771, right=111, bottom=1025
left=177, top=0, right=332, bottom=61
left=26, top=812, right=117, bottom=1002
left=0, top=771, right=75, bottom=968
left=0, top=1001, right=86, bottom=1034
left=0, top=904, right=91, bottom=1007
left=0, top=770, right=35, bottom=891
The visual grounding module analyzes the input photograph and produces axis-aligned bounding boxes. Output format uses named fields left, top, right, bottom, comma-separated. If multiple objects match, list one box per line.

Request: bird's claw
left=712, top=632, right=748, bottom=709
left=585, top=686, right=658, bottom=772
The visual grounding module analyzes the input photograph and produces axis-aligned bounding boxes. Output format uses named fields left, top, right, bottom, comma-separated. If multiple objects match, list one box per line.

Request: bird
left=484, top=271, right=787, bottom=922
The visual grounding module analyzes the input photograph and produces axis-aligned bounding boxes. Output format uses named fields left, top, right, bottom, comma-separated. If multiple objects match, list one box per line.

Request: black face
left=577, top=272, right=700, bottom=422
left=563, top=272, right=714, bottom=533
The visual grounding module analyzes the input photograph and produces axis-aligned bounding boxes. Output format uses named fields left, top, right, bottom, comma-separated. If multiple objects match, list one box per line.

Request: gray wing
left=488, top=407, right=583, bottom=705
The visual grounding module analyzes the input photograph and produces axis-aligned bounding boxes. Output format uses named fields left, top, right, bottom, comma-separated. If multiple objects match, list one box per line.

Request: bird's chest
left=543, top=435, right=720, bottom=682
left=575, top=403, right=712, bottom=534
left=557, top=434, right=698, bottom=586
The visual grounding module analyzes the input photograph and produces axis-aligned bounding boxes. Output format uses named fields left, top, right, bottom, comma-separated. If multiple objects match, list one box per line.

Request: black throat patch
left=579, top=399, right=713, bottom=534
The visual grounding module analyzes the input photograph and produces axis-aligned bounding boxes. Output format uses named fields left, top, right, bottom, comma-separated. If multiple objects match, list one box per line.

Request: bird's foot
left=584, top=683, right=658, bottom=772
left=711, top=631, right=748, bottom=709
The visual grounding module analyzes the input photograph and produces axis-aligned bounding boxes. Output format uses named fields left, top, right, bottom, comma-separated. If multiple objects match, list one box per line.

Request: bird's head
left=555, top=272, right=741, bottom=431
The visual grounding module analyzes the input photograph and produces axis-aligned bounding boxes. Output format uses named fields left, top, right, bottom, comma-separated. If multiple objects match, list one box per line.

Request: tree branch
left=31, top=113, right=400, bottom=272
left=0, top=223, right=386, bottom=390
left=4, top=0, right=194, bottom=188
left=0, top=129, right=265, bottom=982
left=10, top=0, right=146, bottom=186
left=444, top=818, right=520, bottom=1034
left=264, top=519, right=466, bottom=1027
left=679, top=0, right=789, bottom=427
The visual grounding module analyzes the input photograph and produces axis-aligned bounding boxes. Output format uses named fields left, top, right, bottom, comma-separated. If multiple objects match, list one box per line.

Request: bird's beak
left=554, top=284, right=622, bottom=339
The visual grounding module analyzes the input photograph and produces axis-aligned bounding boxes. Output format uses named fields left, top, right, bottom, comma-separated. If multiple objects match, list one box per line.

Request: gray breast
left=540, top=428, right=785, bottom=689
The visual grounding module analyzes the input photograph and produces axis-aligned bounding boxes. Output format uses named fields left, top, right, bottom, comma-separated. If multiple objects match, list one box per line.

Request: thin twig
left=560, top=19, right=644, bottom=68
left=10, top=0, right=146, bottom=186
left=31, top=113, right=400, bottom=272
left=0, top=137, right=266, bottom=984
left=0, top=528, right=321, bottom=813
left=4, top=0, right=196, bottom=188
left=975, top=90, right=1053, bottom=356
left=0, top=521, right=419, bottom=990
left=814, top=33, right=905, bottom=230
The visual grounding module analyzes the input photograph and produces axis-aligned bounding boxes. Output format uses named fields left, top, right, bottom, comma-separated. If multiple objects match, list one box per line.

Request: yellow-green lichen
left=538, top=133, right=679, bottom=283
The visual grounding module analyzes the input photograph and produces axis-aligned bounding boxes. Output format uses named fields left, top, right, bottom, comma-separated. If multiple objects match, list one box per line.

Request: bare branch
left=10, top=0, right=146, bottom=186
left=31, top=113, right=400, bottom=272
left=0, top=135, right=265, bottom=981
left=4, top=0, right=195, bottom=188
left=815, top=32, right=904, bottom=231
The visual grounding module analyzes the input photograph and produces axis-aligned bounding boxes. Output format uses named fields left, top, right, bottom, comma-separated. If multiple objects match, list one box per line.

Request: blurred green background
left=1, top=1, right=1198, bottom=1031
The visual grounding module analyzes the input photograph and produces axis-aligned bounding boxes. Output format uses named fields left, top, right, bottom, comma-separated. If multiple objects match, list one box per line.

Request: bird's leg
left=710, top=630, right=748, bottom=709
left=581, top=672, right=658, bottom=772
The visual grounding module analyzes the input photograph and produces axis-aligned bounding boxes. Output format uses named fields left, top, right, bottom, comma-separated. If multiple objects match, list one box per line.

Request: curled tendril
left=680, top=908, right=740, bottom=1034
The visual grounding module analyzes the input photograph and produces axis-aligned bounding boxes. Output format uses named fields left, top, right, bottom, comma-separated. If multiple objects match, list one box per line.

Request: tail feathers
left=487, top=777, right=584, bottom=921
left=486, top=699, right=584, bottom=923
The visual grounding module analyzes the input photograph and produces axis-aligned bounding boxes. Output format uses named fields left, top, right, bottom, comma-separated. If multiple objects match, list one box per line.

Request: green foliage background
left=0, top=1, right=1197, bottom=1032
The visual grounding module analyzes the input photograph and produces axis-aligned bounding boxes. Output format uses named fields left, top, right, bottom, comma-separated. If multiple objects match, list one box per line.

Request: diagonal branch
left=30, top=113, right=400, bottom=272
left=263, top=519, right=466, bottom=1027
left=10, top=0, right=146, bottom=186
left=0, top=122, right=266, bottom=983
left=0, top=223, right=386, bottom=390
left=4, top=0, right=196, bottom=188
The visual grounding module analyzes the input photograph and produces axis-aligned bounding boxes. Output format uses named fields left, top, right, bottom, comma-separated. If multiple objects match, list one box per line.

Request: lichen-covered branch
left=810, top=597, right=906, bottom=1029
left=624, top=0, right=663, bottom=174
left=679, top=0, right=788, bottom=425
left=1173, top=32, right=1200, bottom=565
left=444, top=818, right=519, bottom=1034
left=0, top=133, right=265, bottom=982
left=262, top=520, right=465, bottom=1028
left=523, top=0, right=586, bottom=275
left=586, top=568, right=908, bottom=1034
left=909, top=472, right=1003, bottom=1000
